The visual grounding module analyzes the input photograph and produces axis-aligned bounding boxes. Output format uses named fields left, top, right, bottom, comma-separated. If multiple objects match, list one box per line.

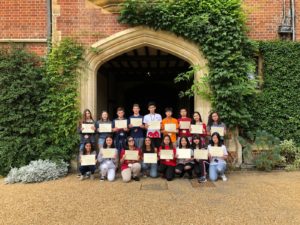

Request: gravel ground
left=0, top=171, right=300, bottom=225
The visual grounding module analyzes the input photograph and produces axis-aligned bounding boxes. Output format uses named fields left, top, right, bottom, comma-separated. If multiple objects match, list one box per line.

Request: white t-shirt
left=208, top=144, right=228, bottom=165
left=143, top=113, right=162, bottom=138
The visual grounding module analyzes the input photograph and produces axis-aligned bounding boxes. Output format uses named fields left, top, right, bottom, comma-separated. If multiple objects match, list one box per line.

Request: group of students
left=77, top=102, right=228, bottom=183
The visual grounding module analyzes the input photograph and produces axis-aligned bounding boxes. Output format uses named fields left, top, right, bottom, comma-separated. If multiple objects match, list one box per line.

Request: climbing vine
left=119, top=0, right=256, bottom=128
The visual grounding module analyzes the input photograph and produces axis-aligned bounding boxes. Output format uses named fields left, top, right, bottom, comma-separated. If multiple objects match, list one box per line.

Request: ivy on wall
left=119, top=0, right=256, bottom=128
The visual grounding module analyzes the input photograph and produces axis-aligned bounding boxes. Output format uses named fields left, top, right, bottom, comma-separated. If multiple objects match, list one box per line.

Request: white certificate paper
left=102, top=148, right=116, bottom=158
left=81, top=123, right=95, bottom=133
left=98, top=123, right=112, bottom=133
left=115, top=120, right=127, bottom=129
left=194, top=149, right=208, bottom=160
left=160, top=150, right=174, bottom=160
left=125, top=150, right=139, bottom=160
left=143, top=153, right=157, bottom=164
left=130, top=118, right=143, bottom=127
left=180, top=121, right=190, bottom=129
left=164, top=123, right=176, bottom=132
left=210, top=147, right=224, bottom=157
left=211, top=127, right=225, bottom=136
left=190, top=124, right=203, bottom=134
left=148, top=121, right=161, bottom=130
left=81, top=155, right=96, bottom=166
left=177, top=149, right=192, bottom=159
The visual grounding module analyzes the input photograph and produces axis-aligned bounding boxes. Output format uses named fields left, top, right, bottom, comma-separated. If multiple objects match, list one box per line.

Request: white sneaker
left=90, top=174, right=95, bottom=180
left=221, top=174, right=227, bottom=182
left=79, top=175, right=84, bottom=181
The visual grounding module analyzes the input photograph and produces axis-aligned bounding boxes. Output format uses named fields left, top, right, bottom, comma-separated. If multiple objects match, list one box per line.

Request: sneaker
left=221, top=174, right=227, bottom=182
left=198, top=177, right=207, bottom=183
left=90, top=174, right=95, bottom=180
left=100, top=176, right=105, bottom=181
left=133, top=176, right=140, bottom=181
left=143, top=173, right=148, bottom=178
left=79, top=175, right=84, bottom=181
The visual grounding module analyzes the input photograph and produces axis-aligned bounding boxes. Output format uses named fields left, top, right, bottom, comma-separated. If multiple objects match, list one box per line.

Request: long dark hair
left=99, top=110, right=110, bottom=122
left=141, top=137, right=155, bottom=152
left=125, top=136, right=136, bottom=149
left=81, top=109, right=94, bottom=123
left=83, top=142, right=94, bottom=155
left=161, top=135, right=173, bottom=149
left=179, top=136, right=191, bottom=148
left=191, top=134, right=204, bottom=149
left=208, top=111, right=221, bottom=127
left=209, top=132, right=222, bottom=147
left=192, top=111, right=202, bottom=124
left=103, top=135, right=115, bottom=148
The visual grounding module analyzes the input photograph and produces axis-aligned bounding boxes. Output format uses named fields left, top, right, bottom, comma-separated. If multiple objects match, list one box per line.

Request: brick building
left=0, top=0, right=299, bottom=164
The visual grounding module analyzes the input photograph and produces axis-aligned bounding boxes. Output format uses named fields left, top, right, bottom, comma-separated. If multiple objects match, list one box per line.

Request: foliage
left=279, top=140, right=300, bottom=171
left=0, top=47, right=46, bottom=175
left=249, top=41, right=300, bottom=145
left=39, top=38, right=84, bottom=163
left=4, top=160, right=68, bottom=184
left=119, top=0, right=257, bottom=128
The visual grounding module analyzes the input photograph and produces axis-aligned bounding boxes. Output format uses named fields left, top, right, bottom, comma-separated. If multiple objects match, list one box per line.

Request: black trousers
left=175, top=163, right=194, bottom=177
left=194, top=160, right=209, bottom=177
left=158, top=164, right=175, bottom=181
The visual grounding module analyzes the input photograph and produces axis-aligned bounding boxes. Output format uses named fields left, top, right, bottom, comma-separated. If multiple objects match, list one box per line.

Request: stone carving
left=88, top=0, right=125, bottom=13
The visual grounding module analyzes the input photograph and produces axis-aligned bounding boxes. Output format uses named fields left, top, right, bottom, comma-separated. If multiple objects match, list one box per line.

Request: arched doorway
left=82, top=27, right=210, bottom=122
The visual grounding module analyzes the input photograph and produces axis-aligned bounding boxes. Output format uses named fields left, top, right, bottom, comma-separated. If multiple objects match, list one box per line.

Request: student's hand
left=145, top=124, right=149, bottom=129
left=140, top=124, right=145, bottom=129
left=128, top=124, right=133, bottom=128
left=124, top=127, right=128, bottom=132
left=112, top=128, right=119, bottom=132
left=113, top=154, right=117, bottom=159
left=91, top=126, right=96, bottom=131
left=81, top=127, right=84, bottom=131
left=175, top=154, right=179, bottom=158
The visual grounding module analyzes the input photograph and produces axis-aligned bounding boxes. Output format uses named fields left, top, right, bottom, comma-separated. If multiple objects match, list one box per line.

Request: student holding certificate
left=141, top=137, right=157, bottom=178
left=120, top=136, right=142, bottom=182
left=97, top=135, right=118, bottom=182
left=175, top=136, right=194, bottom=179
left=77, top=109, right=96, bottom=152
left=161, top=107, right=179, bottom=148
left=192, top=135, right=209, bottom=183
left=128, top=104, right=145, bottom=148
left=143, top=102, right=162, bottom=149
left=191, top=112, right=207, bottom=146
left=112, top=107, right=129, bottom=153
left=178, top=108, right=192, bottom=141
left=158, top=135, right=177, bottom=181
left=207, top=111, right=226, bottom=143
left=96, top=110, right=112, bottom=149
left=79, top=142, right=97, bottom=181
left=208, top=132, right=228, bottom=182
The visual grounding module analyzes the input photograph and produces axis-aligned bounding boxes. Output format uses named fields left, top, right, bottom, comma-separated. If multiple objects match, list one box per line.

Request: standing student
left=207, top=111, right=226, bottom=143
left=161, top=107, right=179, bottom=148
left=98, top=135, right=118, bottom=182
left=141, top=137, right=158, bottom=178
left=128, top=104, right=145, bottom=148
left=96, top=110, right=112, bottom=149
left=158, top=135, right=176, bottom=181
left=112, top=107, right=128, bottom=153
left=143, top=102, right=162, bottom=150
left=120, top=136, right=142, bottom=182
left=192, top=112, right=207, bottom=146
left=178, top=108, right=192, bottom=142
left=79, top=142, right=97, bottom=181
left=77, top=109, right=96, bottom=151
left=208, top=132, right=228, bottom=182
left=192, top=135, right=209, bottom=183
left=175, top=136, right=194, bottom=179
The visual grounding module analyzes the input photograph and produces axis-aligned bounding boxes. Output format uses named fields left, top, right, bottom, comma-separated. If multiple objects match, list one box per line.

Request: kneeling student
left=175, top=136, right=194, bottom=179
left=79, top=142, right=97, bottom=181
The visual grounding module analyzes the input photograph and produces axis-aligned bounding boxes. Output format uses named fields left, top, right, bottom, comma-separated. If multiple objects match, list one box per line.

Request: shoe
left=221, top=174, right=227, bottom=182
left=133, top=176, right=140, bottom=181
left=90, top=174, right=94, bottom=180
left=143, top=173, right=148, bottom=178
left=79, top=175, right=84, bottom=181
left=100, top=176, right=105, bottom=181
left=198, top=177, right=207, bottom=183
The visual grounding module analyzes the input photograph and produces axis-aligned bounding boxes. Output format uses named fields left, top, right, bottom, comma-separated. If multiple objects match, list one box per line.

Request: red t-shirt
left=120, top=148, right=142, bottom=171
left=158, top=146, right=177, bottom=167
left=178, top=117, right=192, bottom=137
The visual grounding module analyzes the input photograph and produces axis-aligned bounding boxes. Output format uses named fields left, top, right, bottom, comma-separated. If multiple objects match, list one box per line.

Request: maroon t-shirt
left=178, top=117, right=192, bottom=137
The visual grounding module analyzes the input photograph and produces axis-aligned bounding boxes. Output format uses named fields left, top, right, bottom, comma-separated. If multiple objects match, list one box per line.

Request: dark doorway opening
left=97, top=46, right=193, bottom=119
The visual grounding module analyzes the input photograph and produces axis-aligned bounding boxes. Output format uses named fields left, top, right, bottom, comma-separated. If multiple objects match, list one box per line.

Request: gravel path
left=1, top=171, right=300, bottom=225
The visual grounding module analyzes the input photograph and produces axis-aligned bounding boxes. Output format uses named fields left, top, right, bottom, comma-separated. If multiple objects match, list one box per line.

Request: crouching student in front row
left=192, top=135, right=209, bottom=183
left=175, top=136, right=194, bottom=179
left=98, top=135, right=118, bottom=182
left=208, top=132, right=228, bottom=182
left=120, top=136, right=142, bottom=182
left=158, top=135, right=176, bottom=181
left=79, top=142, right=97, bottom=181
left=141, top=137, right=158, bottom=178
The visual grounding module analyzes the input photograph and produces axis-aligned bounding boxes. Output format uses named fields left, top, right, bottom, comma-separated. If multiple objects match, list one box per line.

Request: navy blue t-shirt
left=129, top=115, right=144, bottom=138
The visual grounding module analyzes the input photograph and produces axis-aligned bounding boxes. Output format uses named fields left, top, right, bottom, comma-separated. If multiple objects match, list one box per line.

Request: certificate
left=194, top=149, right=208, bottom=160
left=98, top=123, right=112, bottom=133
left=211, top=127, right=225, bottom=136
left=102, top=148, right=116, bottom=158
left=164, top=123, right=176, bottom=132
left=81, top=155, right=96, bottom=166
left=177, top=149, right=192, bottom=159
left=190, top=124, right=203, bottom=134
left=115, top=120, right=127, bottom=129
left=148, top=121, right=161, bottom=130
left=143, top=153, right=157, bottom=164
left=130, top=118, right=143, bottom=127
left=210, top=147, right=224, bottom=157
left=125, top=150, right=139, bottom=160
left=81, top=123, right=95, bottom=133
left=160, top=150, right=174, bottom=160
left=180, top=121, right=190, bottom=129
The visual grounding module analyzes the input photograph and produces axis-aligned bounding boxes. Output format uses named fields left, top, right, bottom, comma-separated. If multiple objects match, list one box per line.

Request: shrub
left=4, top=160, right=68, bottom=184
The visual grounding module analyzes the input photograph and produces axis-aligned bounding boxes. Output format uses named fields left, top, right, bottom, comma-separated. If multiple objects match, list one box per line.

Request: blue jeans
left=142, top=162, right=158, bottom=178
left=79, top=165, right=96, bottom=175
left=134, top=137, right=144, bottom=149
left=98, top=137, right=105, bottom=148
left=209, top=162, right=226, bottom=181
